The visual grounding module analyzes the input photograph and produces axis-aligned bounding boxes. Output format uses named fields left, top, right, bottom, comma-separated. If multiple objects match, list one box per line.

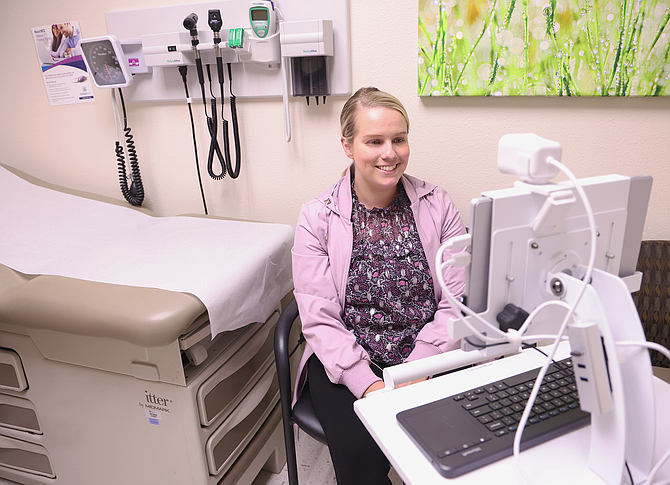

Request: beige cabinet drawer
left=196, top=312, right=277, bottom=427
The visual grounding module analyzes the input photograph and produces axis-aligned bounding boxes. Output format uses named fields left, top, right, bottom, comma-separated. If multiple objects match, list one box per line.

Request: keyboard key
left=477, top=414, right=493, bottom=424
left=469, top=436, right=492, bottom=446
left=470, top=405, right=492, bottom=417
left=462, top=399, right=486, bottom=411
left=488, top=421, right=504, bottom=431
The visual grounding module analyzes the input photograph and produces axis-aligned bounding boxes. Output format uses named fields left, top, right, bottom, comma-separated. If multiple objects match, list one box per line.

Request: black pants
left=307, top=355, right=392, bottom=485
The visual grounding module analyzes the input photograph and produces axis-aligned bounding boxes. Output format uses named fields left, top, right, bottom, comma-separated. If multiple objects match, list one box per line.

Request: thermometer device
left=80, top=35, right=133, bottom=88
left=249, top=1, right=276, bottom=39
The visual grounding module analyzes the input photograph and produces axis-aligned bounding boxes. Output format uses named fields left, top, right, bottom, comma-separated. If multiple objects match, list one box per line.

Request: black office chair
left=274, top=297, right=327, bottom=485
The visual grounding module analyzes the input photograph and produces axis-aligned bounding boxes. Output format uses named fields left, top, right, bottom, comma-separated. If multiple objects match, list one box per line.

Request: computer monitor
left=447, top=134, right=655, bottom=484
left=460, top=173, right=652, bottom=344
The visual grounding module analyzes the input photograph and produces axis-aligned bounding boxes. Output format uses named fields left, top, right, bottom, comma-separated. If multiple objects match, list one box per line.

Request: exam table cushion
left=0, top=164, right=294, bottom=341
left=0, top=266, right=205, bottom=347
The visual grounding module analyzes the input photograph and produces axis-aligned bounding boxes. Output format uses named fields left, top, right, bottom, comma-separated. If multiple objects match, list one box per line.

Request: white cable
left=617, top=340, right=670, bottom=365
left=518, top=300, right=574, bottom=335
left=512, top=158, right=598, bottom=484
left=617, top=341, right=670, bottom=485
left=436, top=224, right=576, bottom=348
left=646, top=445, right=670, bottom=485
left=521, top=334, right=569, bottom=343
left=436, top=244, right=509, bottom=343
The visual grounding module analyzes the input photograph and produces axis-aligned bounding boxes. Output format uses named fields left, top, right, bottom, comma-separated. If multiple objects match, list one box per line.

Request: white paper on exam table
left=0, top=165, right=294, bottom=338
left=355, top=341, right=670, bottom=485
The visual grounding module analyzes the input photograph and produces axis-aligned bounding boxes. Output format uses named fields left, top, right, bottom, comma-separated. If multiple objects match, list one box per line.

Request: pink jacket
left=291, top=165, right=467, bottom=399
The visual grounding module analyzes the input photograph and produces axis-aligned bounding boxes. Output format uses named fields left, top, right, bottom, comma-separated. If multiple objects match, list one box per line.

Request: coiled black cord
left=224, top=63, right=241, bottom=179
left=204, top=64, right=226, bottom=180
left=211, top=59, right=241, bottom=180
left=178, top=66, right=208, bottom=215
left=115, top=88, right=144, bottom=207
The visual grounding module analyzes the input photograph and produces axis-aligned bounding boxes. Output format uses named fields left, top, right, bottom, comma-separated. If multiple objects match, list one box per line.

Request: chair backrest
left=632, top=240, right=670, bottom=368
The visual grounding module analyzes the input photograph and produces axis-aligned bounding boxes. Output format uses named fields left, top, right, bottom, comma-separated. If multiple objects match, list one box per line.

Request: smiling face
left=58, top=23, right=72, bottom=38
left=341, top=106, right=410, bottom=209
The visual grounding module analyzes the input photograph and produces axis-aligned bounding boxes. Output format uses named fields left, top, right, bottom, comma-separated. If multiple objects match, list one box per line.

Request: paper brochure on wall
left=31, top=22, right=95, bottom=106
left=104, top=0, right=351, bottom=103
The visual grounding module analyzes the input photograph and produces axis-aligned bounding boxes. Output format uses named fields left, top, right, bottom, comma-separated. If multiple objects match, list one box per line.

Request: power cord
left=112, top=88, right=144, bottom=206
left=178, top=65, right=208, bottom=215
left=224, top=62, right=241, bottom=179
left=204, top=64, right=226, bottom=180
left=209, top=9, right=241, bottom=180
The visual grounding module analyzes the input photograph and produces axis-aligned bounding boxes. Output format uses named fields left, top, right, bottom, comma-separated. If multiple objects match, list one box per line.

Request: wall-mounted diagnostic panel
left=104, top=0, right=351, bottom=103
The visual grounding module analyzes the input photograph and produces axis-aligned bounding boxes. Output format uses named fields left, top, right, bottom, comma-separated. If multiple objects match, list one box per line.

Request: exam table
left=0, top=164, right=297, bottom=485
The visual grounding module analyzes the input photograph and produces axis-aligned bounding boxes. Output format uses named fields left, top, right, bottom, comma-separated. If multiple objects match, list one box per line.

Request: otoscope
left=184, top=12, right=226, bottom=180
left=208, top=9, right=241, bottom=179
left=183, top=13, right=205, bottom=99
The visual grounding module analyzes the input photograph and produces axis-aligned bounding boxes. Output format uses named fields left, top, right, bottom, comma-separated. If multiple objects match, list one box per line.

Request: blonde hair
left=340, top=87, right=410, bottom=145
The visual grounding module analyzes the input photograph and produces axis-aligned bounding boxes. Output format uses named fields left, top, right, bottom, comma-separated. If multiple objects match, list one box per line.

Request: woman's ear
left=341, top=136, right=354, bottom=160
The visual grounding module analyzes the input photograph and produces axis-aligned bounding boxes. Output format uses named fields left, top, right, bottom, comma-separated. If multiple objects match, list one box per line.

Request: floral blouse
left=344, top=182, right=437, bottom=366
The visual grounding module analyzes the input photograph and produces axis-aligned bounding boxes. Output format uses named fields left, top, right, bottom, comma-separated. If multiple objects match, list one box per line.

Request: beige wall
left=2, top=0, right=669, bottom=239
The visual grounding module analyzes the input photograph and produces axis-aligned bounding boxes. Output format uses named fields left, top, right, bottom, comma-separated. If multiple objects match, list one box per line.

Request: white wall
left=1, top=0, right=669, bottom=239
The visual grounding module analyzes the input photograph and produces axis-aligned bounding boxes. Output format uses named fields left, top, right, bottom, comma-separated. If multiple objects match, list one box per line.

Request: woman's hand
left=363, top=380, right=385, bottom=397
left=363, top=376, right=429, bottom=397
left=394, top=377, right=428, bottom=389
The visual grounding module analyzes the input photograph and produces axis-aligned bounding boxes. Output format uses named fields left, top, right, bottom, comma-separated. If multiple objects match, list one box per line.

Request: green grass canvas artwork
left=418, top=0, right=670, bottom=95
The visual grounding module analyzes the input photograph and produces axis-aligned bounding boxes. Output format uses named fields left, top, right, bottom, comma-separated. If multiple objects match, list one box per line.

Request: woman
left=50, top=24, right=67, bottom=59
left=291, top=87, right=466, bottom=484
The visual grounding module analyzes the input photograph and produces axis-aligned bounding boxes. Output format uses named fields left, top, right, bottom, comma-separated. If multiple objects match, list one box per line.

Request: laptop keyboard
left=396, top=357, right=591, bottom=478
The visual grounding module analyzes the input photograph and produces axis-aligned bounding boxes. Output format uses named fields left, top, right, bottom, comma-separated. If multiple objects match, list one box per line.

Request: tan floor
left=0, top=430, right=402, bottom=485
left=253, top=429, right=403, bottom=485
